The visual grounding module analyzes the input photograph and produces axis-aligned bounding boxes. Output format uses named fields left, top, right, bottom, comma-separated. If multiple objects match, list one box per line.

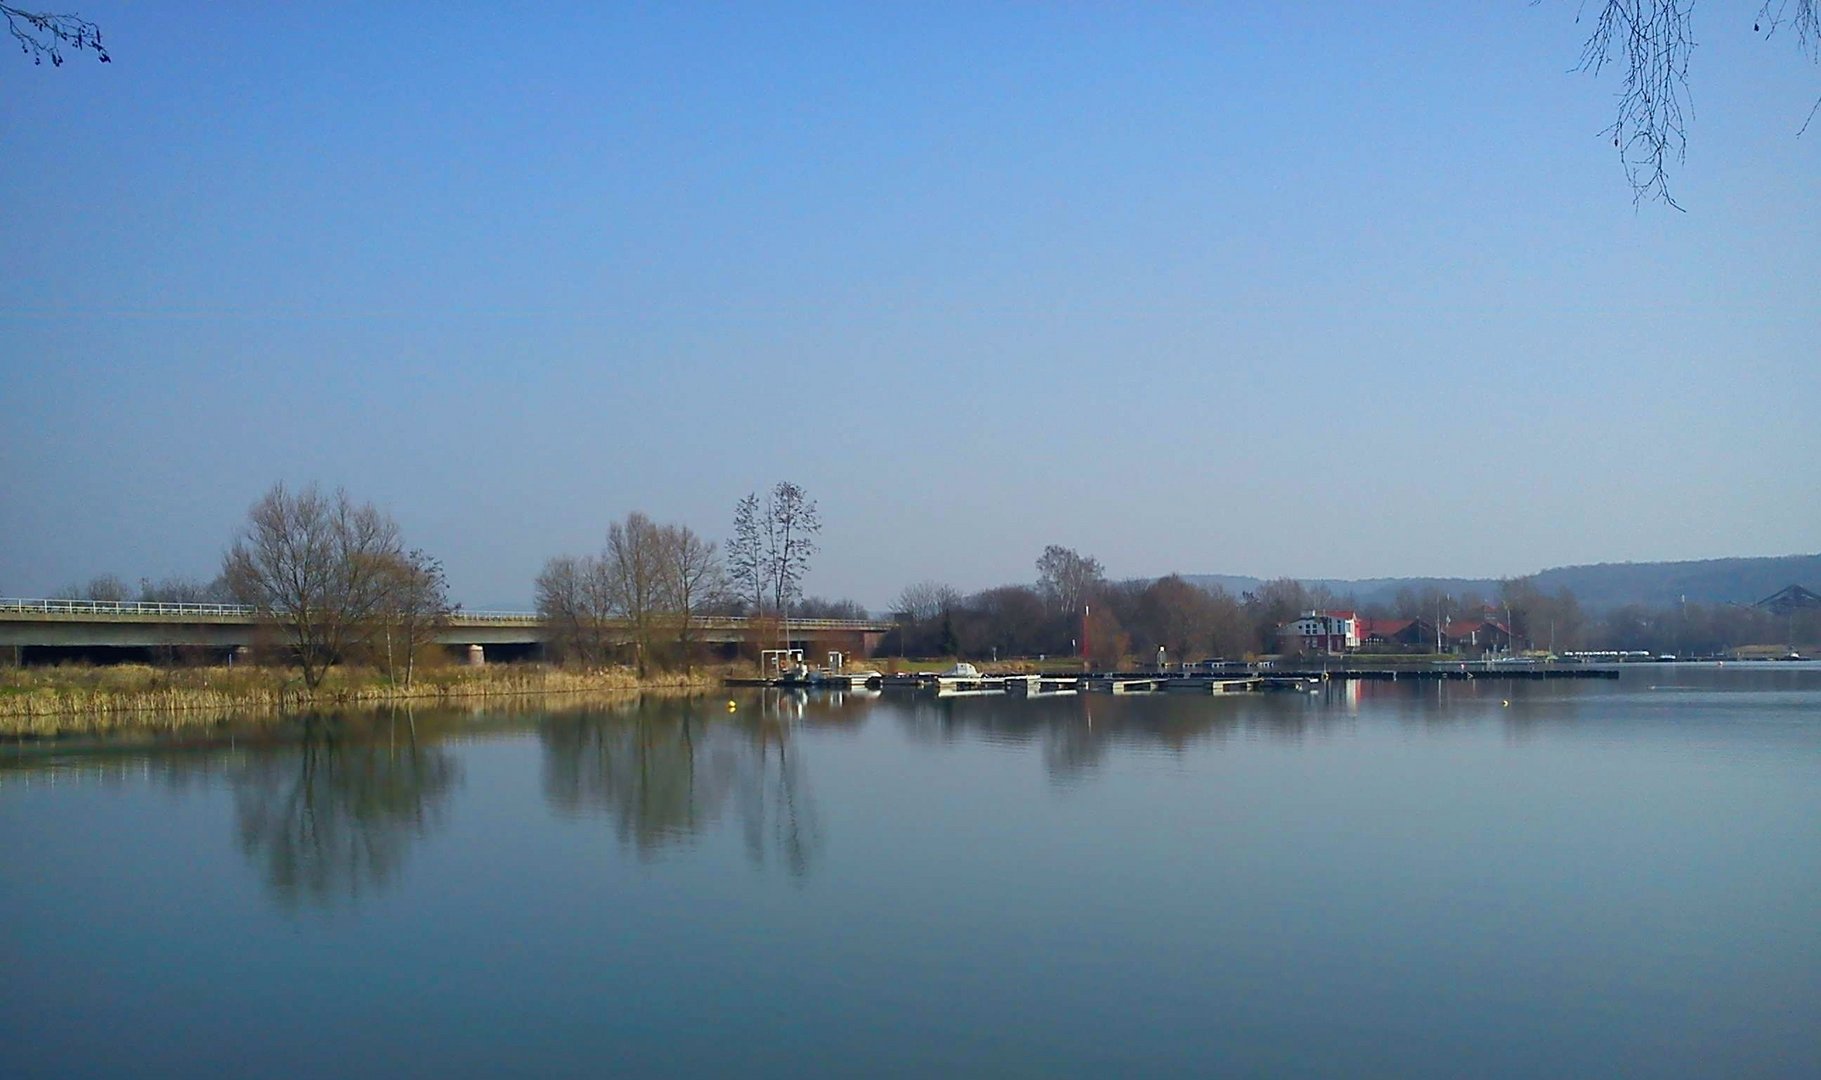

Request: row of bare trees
left=53, top=573, right=232, bottom=605
left=49, top=479, right=839, bottom=683
left=222, top=483, right=453, bottom=689
left=536, top=482, right=831, bottom=673
left=890, top=546, right=1255, bottom=666
left=535, top=513, right=723, bottom=675
left=891, top=549, right=1817, bottom=664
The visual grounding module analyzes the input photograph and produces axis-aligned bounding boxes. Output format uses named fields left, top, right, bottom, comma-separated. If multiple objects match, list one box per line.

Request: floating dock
left=1165, top=676, right=1266, bottom=694
left=1298, top=667, right=1619, bottom=681
left=1004, top=675, right=1079, bottom=697
left=730, top=665, right=1619, bottom=692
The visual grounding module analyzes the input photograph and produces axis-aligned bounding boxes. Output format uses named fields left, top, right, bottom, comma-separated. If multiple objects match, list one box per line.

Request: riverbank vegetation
left=0, top=663, right=723, bottom=737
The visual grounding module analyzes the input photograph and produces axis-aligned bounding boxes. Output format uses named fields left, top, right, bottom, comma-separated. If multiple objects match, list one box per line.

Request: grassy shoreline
left=0, top=663, right=725, bottom=738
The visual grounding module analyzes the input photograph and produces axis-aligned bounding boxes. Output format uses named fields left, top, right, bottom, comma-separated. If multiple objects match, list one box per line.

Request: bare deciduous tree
left=1135, top=575, right=1219, bottom=663
left=794, top=596, right=869, bottom=620
left=604, top=512, right=667, bottom=677
left=540, top=514, right=726, bottom=674
left=895, top=581, right=960, bottom=625
left=1202, top=584, right=1255, bottom=659
left=1036, top=545, right=1105, bottom=620
left=536, top=553, right=614, bottom=666
left=727, top=493, right=767, bottom=616
left=375, top=549, right=454, bottom=689
left=3, top=4, right=109, bottom=66
left=1244, top=578, right=1314, bottom=655
left=967, top=584, right=1048, bottom=659
left=659, top=523, right=723, bottom=671
left=138, top=575, right=231, bottom=604
left=892, top=580, right=961, bottom=656
left=55, top=573, right=131, bottom=603
left=763, top=482, right=820, bottom=621
left=222, top=483, right=405, bottom=689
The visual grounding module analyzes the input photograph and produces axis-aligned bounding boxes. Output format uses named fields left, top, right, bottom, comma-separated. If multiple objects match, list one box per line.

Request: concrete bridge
left=0, top=598, right=894, bottom=663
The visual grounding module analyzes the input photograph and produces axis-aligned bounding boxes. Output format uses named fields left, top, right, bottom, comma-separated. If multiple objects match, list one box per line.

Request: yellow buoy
left=727, top=700, right=737, bottom=710
left=1502, top=699, right=1510, bottom=707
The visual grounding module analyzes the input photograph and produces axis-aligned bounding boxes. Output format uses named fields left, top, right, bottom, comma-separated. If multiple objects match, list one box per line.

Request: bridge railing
left=0, top=597, right=258, bottom=617
left=436, top=614, right=893, bottom=630
left=688, top=616, right=896, bottom=631
left=0, top=598, right=547, bottom=621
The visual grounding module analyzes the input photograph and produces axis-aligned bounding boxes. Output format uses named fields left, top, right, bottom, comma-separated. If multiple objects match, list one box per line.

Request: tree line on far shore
left=885, top=546, right=1817, bottom=663
left=31, top=484, right=1817, bottom=683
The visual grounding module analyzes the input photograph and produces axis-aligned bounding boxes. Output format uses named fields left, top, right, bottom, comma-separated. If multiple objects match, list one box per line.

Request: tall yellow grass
left=0, top=663, right=722, bottom=738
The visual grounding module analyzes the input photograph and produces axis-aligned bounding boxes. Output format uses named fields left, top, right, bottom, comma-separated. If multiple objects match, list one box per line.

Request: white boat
left=809, top=668, right=883, bottom=689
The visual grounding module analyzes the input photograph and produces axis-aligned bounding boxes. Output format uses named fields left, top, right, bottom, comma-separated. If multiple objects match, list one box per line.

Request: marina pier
left=734, top=663, right=1620, bottom=696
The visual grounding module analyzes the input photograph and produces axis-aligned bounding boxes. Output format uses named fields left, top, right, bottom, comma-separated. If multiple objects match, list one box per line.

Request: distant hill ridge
left=1182, top=554, right=1821, bottom=613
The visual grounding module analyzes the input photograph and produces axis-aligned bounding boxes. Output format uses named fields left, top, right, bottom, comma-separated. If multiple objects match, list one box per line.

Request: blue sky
left=3, top=3, right=1817, bottom=609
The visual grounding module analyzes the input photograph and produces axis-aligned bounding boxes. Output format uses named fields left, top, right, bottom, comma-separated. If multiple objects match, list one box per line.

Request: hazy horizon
left=5, top=5, right=1816, bottom=611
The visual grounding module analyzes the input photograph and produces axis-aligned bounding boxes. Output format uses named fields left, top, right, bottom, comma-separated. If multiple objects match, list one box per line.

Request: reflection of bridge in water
left=0, top=597, right=893, bottom=663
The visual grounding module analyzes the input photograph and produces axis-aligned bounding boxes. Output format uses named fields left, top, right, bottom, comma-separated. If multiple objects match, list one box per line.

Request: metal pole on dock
left=1083, top=604, right=1091, bottom=671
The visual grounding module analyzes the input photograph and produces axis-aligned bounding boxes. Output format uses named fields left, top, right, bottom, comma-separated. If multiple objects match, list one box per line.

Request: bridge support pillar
left=466, top=644, right=486, bottom=667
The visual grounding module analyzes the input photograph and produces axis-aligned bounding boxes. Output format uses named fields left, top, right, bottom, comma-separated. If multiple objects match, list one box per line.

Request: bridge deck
left=0, top=598, right=893, bottom=651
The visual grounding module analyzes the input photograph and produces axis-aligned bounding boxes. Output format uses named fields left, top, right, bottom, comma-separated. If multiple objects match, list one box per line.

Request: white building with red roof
left=1279, top=610, right=1360, bottom=654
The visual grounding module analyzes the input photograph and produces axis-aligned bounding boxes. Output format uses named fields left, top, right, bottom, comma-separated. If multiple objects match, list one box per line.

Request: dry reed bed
left=0, top=664, right=723, bottom=737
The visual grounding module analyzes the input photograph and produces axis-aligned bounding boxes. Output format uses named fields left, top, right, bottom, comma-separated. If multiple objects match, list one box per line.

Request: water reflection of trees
left=230, top=711, right=460, bottom=911
left=888, top=691, right=1345, bottom=781
left=540, top=695, right=821, bottom=877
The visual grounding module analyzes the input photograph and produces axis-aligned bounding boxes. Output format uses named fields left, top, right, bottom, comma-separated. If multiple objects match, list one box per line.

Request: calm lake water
left=4, top=665, right=1819, bottom=1078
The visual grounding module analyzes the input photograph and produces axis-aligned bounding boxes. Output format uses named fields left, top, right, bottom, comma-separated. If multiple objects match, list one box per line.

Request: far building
left=1358, top=617, right=1438, bottom=649
left=1278, top=611, right=1359, bottom=654
left=1757, top=585, right=1821, bottom=616
left=1444, top=617, right=1511, bottom=654
left=1282, top=612, right=1509, bottom=655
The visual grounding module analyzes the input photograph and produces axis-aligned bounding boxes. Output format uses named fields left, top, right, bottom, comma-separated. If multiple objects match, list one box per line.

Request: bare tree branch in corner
left=1560, top=1, right=1820, bottom=208
left=3, top=4, right=109, bottom=66
left=1759, top=0, right=1821, bottom=133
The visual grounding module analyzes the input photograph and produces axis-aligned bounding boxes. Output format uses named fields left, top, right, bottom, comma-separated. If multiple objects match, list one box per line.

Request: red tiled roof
left=1445, top=619, right=1509, bottom=637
